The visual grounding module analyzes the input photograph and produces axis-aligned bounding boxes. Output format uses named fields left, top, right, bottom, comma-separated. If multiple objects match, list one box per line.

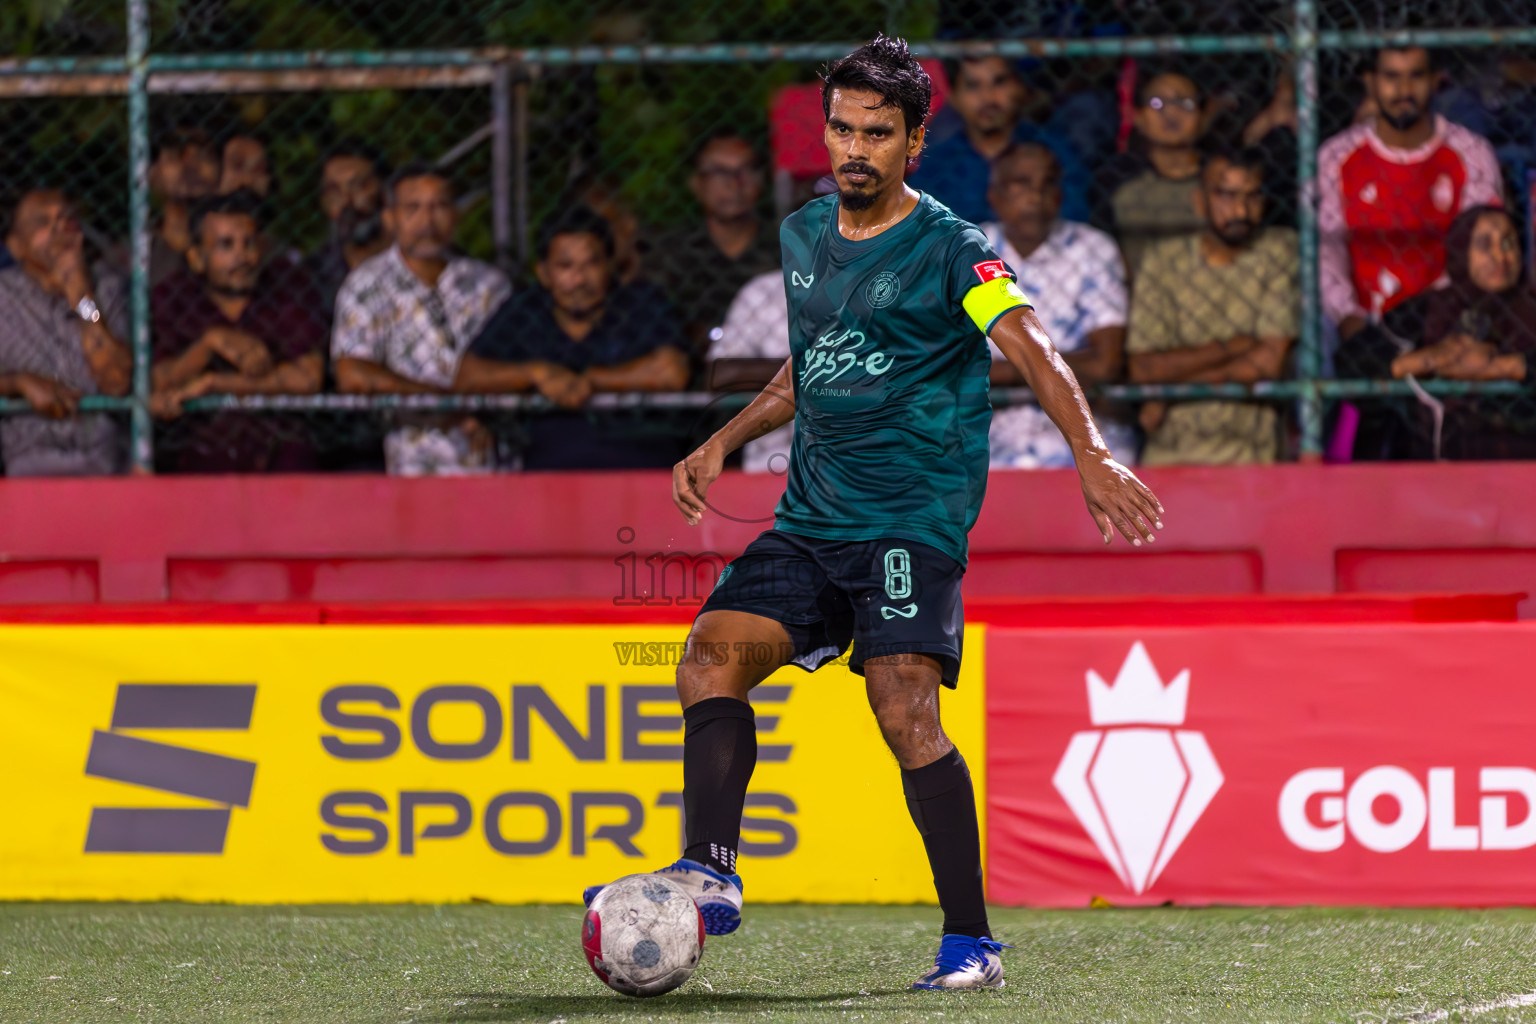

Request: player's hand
left=1078, top=452, right=1163, bottom=547
left=673, top=441, right=724, bottom=526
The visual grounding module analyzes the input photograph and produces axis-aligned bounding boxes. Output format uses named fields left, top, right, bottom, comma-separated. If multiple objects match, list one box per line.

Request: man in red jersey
left=1319, top=47, right=1502, bottom=342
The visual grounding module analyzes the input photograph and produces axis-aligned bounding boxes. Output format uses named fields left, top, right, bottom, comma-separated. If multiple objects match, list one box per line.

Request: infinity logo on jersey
left=1052, top=643, right=1223, bottom=894
left=83, top=684, right=257, bottom=854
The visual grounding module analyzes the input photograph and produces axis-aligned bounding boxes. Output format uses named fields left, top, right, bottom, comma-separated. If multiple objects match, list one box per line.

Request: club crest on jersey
left=865, top=271, right=901, bottom=309
left=973, top=259, right=1010, bottom=283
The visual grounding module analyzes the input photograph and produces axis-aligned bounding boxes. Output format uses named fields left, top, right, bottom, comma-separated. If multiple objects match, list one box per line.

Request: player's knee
left=866, top=663, right=947, bottom=764
left=874, top=713, right=949, bottom=770
left=872, top=697, right=941, bottom=740
left=675, top=659, right=719, bottom=707
left=675, top=645, right=750, bottom=707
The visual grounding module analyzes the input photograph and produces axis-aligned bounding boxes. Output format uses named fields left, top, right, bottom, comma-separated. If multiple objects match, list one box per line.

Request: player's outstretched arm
left=989, top=307, right=1165, bottom=547
left=673, top=356, right=796, bottom=526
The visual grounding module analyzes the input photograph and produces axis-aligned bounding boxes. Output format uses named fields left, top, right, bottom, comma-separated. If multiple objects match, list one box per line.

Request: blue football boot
left=583, top=857, right=744, bottom=935
left=911, top=934, right=1010, bottom=990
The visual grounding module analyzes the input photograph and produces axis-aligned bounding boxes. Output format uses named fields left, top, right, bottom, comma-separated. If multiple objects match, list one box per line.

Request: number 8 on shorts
left=884, top=548, right=912, bottom=600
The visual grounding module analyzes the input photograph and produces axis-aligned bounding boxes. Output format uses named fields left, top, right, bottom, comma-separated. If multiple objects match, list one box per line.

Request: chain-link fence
left=2, top=1, right=1535, bottom=474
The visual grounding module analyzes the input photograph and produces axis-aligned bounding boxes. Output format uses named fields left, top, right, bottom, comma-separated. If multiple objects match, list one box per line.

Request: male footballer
left=588, top=35, right=1163, bottom=989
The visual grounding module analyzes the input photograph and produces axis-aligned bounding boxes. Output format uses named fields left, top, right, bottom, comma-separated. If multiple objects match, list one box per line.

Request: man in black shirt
left=456, top=206, right=689, bottom=469
left=300, top=141, right=393, bottom=319
left=651, top=132, right=782, bottom=354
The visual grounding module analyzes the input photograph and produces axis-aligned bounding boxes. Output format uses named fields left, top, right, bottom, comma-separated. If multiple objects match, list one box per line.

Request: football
left=581, top=873, right=706, bottom=997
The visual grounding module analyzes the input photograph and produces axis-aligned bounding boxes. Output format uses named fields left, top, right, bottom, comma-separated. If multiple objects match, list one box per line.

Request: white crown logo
left=1087, top=641, right=1188, bottom=727
left=1056, top=641, right=1222, bottom=894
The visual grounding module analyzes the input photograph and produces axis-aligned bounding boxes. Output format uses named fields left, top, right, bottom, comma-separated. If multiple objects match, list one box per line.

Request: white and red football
left=581, top=873, right=705, bottom=997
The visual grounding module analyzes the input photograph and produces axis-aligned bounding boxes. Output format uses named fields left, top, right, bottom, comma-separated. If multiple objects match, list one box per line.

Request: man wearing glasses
left=654, top=133, right=782, bottom=357
left=1093, top=68, right=1210, bottom=279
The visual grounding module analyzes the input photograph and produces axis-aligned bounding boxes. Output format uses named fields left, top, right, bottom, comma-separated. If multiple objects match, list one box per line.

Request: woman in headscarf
left=1390, top=204, right=1536, bottom=459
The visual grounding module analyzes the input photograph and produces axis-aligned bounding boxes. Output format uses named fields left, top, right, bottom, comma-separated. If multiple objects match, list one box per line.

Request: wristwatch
left=74, top=296, right=101, bottom=324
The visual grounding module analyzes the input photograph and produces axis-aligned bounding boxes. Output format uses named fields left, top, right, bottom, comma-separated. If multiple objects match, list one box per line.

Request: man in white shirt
left=980, top=142, right=1136, bottom=467
left=707, top=269, right=793, bottom=474
left=332, top=162, right=510, bottom=475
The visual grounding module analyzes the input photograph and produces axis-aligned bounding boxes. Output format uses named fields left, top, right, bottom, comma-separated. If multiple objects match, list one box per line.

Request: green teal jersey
left=772, top=192, right=1032, bottom=566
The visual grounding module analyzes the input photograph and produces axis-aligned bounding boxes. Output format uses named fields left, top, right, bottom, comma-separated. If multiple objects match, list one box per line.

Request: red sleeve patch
left=972, top=259, right=1010, bottom=283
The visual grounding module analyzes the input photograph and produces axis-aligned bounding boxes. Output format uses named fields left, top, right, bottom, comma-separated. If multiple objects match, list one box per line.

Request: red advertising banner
left=986, top=623, right=1536, bottom=907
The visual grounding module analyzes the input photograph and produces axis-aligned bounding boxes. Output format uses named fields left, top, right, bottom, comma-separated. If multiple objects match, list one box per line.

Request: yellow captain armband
left=961, top=276, right=1032, bottom=335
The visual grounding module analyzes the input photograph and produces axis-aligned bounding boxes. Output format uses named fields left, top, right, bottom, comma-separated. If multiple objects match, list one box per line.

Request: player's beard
left=840, top=187, right=880, bottom=212
left=838, top=161, right=883, bottom=211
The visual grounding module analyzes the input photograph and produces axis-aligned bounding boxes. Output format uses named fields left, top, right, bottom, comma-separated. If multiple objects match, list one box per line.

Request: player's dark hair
left=821, top=34, right=932, bottom=137
left=1202, top=146, right=1268, bottom=184
left=991, top=141, right=1062, bottom=188
left=384, top=160, right=452, bottom=207
left=189, top=186, right=264, bottom=244
left=537, top=204, right=615, bottom=262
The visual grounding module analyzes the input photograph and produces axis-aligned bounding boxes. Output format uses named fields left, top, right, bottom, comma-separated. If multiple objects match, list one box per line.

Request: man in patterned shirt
left=332, top=162, right=511, bottom=474
left=979, top=142, right=1134, bottom=467
left=1127, top=148, right=1298, bottom=465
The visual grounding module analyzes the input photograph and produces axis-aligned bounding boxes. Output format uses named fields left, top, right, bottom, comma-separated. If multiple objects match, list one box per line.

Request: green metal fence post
left=1295, top=0, right=1324, bottom=458
left=127, top=0, right=153, bottom=473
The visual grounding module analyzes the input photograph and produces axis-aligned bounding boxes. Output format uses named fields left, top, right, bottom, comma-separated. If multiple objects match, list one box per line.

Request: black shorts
left=699, top=529, right=966, bottom=688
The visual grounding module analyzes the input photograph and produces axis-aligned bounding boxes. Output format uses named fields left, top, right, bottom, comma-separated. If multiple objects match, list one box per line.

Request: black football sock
left=681, top=696, right=757, bottom=876
left=902, top=746, right=991, bottom=939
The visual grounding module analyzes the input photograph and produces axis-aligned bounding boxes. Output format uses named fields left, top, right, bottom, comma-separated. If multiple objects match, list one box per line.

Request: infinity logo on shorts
left=83, top=684, right=257, bottom=854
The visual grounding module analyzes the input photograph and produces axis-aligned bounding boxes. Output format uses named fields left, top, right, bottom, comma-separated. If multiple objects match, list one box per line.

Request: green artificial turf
left=2, top=903, right=1536, bottom=1023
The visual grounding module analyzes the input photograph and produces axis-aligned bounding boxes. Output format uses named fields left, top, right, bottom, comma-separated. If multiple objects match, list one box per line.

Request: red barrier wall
left=0, top=463, right=1532, bottom=610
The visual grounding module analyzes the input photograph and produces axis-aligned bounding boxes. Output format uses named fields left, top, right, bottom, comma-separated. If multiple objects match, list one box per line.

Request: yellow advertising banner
left=0, top=624, right=985, bottom=903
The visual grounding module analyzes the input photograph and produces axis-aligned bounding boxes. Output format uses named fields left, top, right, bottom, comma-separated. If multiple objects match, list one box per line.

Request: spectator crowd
left=0, top=45, right=1529, bottom=476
